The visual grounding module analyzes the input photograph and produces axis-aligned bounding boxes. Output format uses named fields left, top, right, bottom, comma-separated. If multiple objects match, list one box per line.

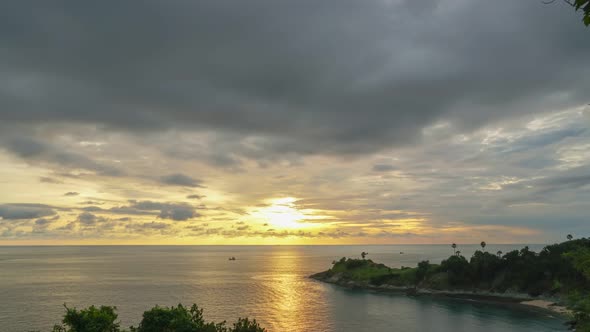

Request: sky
left=0, top=0, right=589, bottom=245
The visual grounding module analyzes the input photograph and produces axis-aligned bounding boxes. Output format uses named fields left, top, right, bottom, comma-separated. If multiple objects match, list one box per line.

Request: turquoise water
left=0, top=245, right=567, bottom=331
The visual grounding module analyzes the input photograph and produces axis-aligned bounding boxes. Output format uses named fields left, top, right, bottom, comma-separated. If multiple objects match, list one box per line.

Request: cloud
left=34, top=218, right=51, bottom=226
left=372, top=164, right=397, bottom=172
left=77, top=212, right=106, bottom=226
left=64, top=192, right=79, bottom=196
left=0, top=1, right=589, bottom=243
left=0, top=1, right=587, bottom=159
left=39, top=177, right=62, bottom=184
left=0, top=204, right=56, bottom=220
left=160, top=173, right=202, bottom=187
left=0, top=135, right=124, bottom=176
left=158, top=207, right=195, bottom=221
left=128, top=221, right=169, bottom=230
left=109, top=201, right=199, bottom=221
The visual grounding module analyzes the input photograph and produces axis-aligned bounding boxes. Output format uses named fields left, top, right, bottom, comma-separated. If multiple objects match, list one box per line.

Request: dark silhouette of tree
left=452, top=243, right=457, bottom=254
left=455, top=250, right=461, bottom=257
left=568, top=234, right=574, bottom=241
left=480, top=241, right=487, bottom=251
left=361, top=252, right=368, bottom=260
left=497, top=250, right=503, bottom=258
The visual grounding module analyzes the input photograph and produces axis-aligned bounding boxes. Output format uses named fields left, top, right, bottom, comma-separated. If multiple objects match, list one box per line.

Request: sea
left=0, top=244, right=567, bottom=332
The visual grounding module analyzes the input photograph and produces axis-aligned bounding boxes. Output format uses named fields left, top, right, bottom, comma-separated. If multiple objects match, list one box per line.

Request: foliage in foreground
left=49, top=304, right=265, bottom=332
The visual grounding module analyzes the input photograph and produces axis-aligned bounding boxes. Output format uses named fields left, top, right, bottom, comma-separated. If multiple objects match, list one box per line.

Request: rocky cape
left=309, top=269, right=570, bottom=316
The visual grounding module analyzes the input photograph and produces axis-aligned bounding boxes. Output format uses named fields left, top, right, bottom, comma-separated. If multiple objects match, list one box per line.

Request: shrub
left=52, top=304, right=265, bottom=332
left=52, top=305, right=120, bottom=332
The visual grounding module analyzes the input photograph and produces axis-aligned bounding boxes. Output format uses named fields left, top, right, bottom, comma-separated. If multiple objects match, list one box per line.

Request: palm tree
left=361, top=251, right=368, bottom=260
left=497, top=250, right=502, bottom=258
left=567, top=234, right=573, bottom=241
left=452, top=243, right=457, bottom=254
left=480, top=241, right=486, bottom=251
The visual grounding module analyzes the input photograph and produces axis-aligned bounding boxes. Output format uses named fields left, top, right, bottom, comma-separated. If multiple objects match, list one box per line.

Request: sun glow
left=251, top=197, right=327, bottom=230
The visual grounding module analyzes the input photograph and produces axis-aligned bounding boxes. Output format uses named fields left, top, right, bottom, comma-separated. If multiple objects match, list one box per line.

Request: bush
left=52, top=305, right=120, bottom=332
left=131, top=304, right=219, bottom=332
left=52, top=304, right=265, bottom=332
left=231, top=318, right=266, bottom=332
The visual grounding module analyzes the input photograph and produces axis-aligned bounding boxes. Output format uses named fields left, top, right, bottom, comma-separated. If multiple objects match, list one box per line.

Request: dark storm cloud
left=0, top=203, right=56, bottom=220
left=1, top=1, right=588, bottom=157
left=160, top=173, right=202, bottom=187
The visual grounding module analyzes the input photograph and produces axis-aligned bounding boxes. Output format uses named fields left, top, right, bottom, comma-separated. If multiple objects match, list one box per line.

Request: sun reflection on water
left=259, top=249, right=331, bottom=331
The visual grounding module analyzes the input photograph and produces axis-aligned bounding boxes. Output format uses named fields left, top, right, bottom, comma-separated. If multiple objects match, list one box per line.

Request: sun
left=251, top=197, right=327, bottom=230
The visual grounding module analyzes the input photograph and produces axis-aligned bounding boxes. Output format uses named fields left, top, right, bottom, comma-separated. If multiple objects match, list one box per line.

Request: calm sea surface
left=0, top=245, right=567, bottom=332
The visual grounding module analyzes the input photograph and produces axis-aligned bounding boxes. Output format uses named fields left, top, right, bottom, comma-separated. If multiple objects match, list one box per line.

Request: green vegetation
left=567, top=0, right=590, bottom=26
left=549, top=0, right=590, bottom=25
left=313, top=238, right=590, bottom=331
left=47, top=303, right=265, bottom=332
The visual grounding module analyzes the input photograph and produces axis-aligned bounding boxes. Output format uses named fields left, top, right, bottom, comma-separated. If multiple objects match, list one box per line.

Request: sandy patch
left=521, top=299, right=571, bottom=316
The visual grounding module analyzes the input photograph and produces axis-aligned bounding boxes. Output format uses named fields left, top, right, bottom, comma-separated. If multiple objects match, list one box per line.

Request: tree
left=452, top=243, right=457, bottom=254
left=480, top=241, right=487, bottom=251
left=54, top=305, right=120, bottom=332
left=231, top=318, right=266, bottom=332
left=497, top=250, right=503, bottom=258
left=439, top=255, right=471, bottom=286
left=565, top=247, right=590, bottom=280
left=455, top=250, right=461, bottom=256
left=568, top=234, right=574, bottom=241
left=416, top=260, right=430, bottom=283
left=132, top=304, right=221, bottom=332
left=361, top=251, right=368, bottom=259
left=53, top=303, right=266, bottom=332
left=567, top=0, right=590, bottom=26
left=545, top=0, right=590, bottom=26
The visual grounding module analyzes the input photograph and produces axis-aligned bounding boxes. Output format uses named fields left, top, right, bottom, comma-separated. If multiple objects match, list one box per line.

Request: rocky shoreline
left=309, top=270, right=571, bottom=317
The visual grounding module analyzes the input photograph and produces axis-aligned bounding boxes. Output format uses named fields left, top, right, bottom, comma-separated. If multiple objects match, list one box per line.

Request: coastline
left=309, top=271, right=572, bottom=317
